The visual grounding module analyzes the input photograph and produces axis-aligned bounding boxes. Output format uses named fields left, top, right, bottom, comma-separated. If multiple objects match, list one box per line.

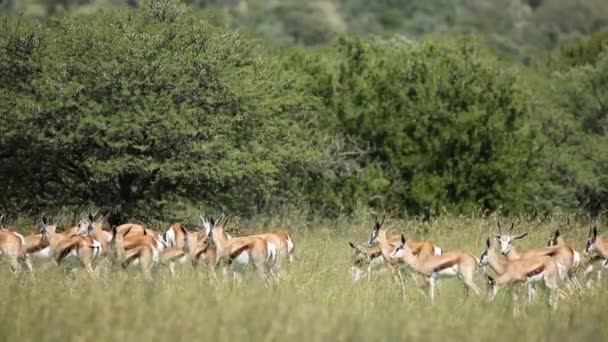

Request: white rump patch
left=266, top=241, right=278, bottom=263
left=573, top=250, right=581, bottom=268
left=165, top=229, right=176, bottom=247
left=286, top=237, right=294, bottom=253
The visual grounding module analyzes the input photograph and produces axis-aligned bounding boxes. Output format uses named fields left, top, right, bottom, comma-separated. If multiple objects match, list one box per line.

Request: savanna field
left=3, top=1, right=608, bottom=341
left=2, top=214, right=608, bottom=342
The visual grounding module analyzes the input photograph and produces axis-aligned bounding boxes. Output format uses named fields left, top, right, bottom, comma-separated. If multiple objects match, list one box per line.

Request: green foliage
left=538, top=52, right=608, bottom=215
left=557, top=30, right=608, bottom=67
left=0, top=0, right=321, bottom=219
left=285, top=37, right=537, bottom=216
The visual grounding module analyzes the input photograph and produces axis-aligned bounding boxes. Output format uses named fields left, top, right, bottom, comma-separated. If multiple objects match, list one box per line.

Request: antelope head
left=585, top=226, right=598, bottom=256
left=367, top=216, right=385, bottom=247
left=546, top=229, right=560, bottom=247
left=494, top=222, right=528, bottom=255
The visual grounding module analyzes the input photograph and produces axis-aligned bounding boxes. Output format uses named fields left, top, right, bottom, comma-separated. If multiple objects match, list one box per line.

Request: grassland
left=1, top=214, right=608, bottom=342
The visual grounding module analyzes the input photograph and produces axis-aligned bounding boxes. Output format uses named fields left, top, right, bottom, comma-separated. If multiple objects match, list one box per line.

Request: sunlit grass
left=1, top=214, right=607, bottom=341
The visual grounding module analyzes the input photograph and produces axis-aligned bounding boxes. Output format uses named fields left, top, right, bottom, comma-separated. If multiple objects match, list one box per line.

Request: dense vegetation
left=1, top=0, right=608, bottom=220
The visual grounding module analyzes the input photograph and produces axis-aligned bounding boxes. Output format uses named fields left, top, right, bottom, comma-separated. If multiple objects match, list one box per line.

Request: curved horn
left=497, top=222, right=502, bottom=235
left=508, top=223, right=514, bottom=233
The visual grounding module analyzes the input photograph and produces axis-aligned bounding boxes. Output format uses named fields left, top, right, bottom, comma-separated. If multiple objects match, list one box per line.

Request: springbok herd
left=0, top=213, right=294, bottom=286
left=1, top=213, right=608, bottom=308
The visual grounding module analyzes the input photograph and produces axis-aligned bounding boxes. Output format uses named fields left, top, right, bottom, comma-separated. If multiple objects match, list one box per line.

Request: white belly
left=32, top=246, right=51, bottom=258
left=435, top=265, right=459, bottom=278
left=234, top=251, right=250, bottom=265
left=527, top=272, right=544, bottom=284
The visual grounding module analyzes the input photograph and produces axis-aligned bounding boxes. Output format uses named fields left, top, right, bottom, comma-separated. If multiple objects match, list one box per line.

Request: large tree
left=0, top=0, right=321, bottom=219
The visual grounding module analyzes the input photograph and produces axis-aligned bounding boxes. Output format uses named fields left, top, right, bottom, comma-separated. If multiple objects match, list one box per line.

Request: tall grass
left=1, top=214, right=607, bottom=341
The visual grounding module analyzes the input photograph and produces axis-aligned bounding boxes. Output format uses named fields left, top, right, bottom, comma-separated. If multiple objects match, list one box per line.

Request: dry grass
left=1, top=214, right=608, bottom=341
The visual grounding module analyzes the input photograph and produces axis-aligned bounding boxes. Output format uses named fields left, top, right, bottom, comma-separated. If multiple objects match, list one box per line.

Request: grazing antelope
left=41, top=217, right=102, bottom=273
left=368, top=218, right=477, bottom=301
left=350, top=229, right=442, bottom=284
left=209, top=216, right=277, bottom=287
left=365, top=218, right=444, bottom=293
left=110, top=226, right=159, bottom=279
left=494, top=223, right=574, bottom=287
left=479, top=237, right=565, bottom=308
left=348, top=242, right=386, bottom=283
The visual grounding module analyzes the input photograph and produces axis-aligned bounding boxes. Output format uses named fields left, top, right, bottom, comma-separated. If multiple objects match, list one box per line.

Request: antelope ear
left=593, top=226, right=598, bottom=239
left=554, top=229, right=560, bottom=238
left=42, top=216, right=48, bottom=225
left=143, top=228, right=148, bottom=236
left=400, top=234, right=406, bottom=244
left=179, top=225, right=187, bottom=235
left=485, top=237, right=491, bottom=248
left=513, top=232, right=528, bottom=240
left=494, top=234, right=501, bottom=239
left=89, top=213, right=94, bottom=221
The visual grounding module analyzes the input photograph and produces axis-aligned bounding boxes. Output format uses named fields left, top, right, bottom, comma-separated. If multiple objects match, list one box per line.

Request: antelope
left=0, top=215, right=30, bottom=272
left=249, top=230, right=294, bottom=275
left=75, top=213, right=113, bottom=253
left=350, top=228, right=442, bottom=284
left=209, top=216, right=277, bottom=287
left=41, top=217, right=102, bottom=273
left=546, top=229, right=583, bottom=290
left=479, top=237, right=565, bottom=308
left=364, top=218, right=444, bottom=293
left=113, top=223, right=166, bottom=251
left=368, top=218, right=478, bottom=301
left=110, top=226, right=159, bottom=279
left=583, top=226, right=608, bottom=287
left=494, top=223, right=574, bottom=287
left=348, top=242, right=386, bottom=283
left=161, top=217, right=218, bottom=270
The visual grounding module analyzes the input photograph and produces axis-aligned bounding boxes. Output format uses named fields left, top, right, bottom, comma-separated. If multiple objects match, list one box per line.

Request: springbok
left=0, top=215, right=30, bottom=272
left=161, top=217, right=218, bottom=270
left=348, top=242, right=386, bottom=283
left=583, top=226, right=608, bottom=287
left=350, top=226, right=442, bottom=284
left=494, top=223, right=574, bottom=288
left=113, top=222, right=166, bottom=251
left=368, top=218, right=478, bottom=301
left=110, top=226, right=159, bottom=279
left=41, top=217, right=102, bottom=273
left=479, top=237, right=565, bottom=308
left=208, top=216, right=277, bottom=287
left=546, top=229, right=583, bottom=290
left=249, top=230, right=295, bottom=275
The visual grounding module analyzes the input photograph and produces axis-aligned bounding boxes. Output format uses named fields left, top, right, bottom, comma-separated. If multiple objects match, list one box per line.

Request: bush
left=285, top=36, right=538, bottom=216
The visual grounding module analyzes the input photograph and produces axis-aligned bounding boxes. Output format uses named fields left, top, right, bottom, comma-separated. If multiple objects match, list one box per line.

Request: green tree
left=0, top=0, right=321, bottom=219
